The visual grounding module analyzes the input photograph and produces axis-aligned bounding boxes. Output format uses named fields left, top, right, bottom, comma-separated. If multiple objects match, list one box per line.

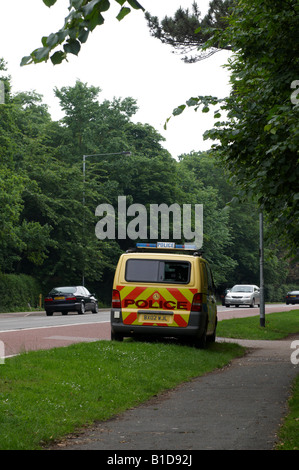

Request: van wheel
left=194, top=333, right=206, bottom=349
left=207, top=318, right=217, bottom=343
left=194, top=325, right=207, bottom=349
left=111, top=331, right=123, bottom=342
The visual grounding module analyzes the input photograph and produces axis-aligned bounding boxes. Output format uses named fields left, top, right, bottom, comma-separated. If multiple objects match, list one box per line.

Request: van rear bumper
left=110, top=309, right=208, bottom=339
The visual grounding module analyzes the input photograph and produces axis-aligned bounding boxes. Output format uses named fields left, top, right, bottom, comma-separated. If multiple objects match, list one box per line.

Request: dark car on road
left=286, top=290, right=299, bottom=305
left=220, top=288, right=231, bottom=306
left=44, top=286, right=98, bottom=316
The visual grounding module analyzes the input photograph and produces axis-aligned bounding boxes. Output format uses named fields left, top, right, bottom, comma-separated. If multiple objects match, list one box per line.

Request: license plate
left=54, top=296, right=65, bottom=300
left=139, top=313, right=172, bottom=323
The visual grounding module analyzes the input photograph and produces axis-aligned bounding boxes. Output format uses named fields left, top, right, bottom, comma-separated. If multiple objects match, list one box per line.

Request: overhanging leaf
left=117, top=7, right=131, bottom=21
left=186, top=97, right=199, bottom=107
left=99, top=0, right=110, bottom=12
left=173, top=105, right=186, bottom=116
left=43, top=0, right=57, bottom=6
left=63, top=39, right=81, bottom=55
left=82, top=0, right=100, bottom=17
left=78, top=28, right=89, bottom=44
left=127, top=0, right=145, bottom=11
left=46, top=33, right=59, bottom=47
left=20, top=56, right=32, bottom=66
left=71, top=0, right=84, bottom=8
left=50, top=51, right=66, bottom=65
left=32, top=46, right=51, bottom=62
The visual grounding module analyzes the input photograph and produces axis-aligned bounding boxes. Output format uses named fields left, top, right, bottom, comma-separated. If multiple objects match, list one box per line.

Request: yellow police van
left=110, top=242, right=217, bottom=348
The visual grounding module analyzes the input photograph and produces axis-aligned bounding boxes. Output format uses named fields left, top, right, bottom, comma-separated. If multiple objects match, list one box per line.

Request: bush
left=0, top=274, right=41, bottom=313
left=265, top=284, right=298, bottom=303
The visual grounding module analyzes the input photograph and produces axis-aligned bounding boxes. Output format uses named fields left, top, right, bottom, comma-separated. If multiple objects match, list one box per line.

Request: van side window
left=206, top=264, right=215, bottom=293
left=202, top=263, right=208, bottom=286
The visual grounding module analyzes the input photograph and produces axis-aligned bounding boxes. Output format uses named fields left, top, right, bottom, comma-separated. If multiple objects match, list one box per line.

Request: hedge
left=265, top=284, right=299, bottom=303
left=0, top=274, right=41, bottom=313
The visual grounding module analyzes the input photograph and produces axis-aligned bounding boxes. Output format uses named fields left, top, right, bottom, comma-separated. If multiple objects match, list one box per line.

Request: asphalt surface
left=51, top=334, right=299, bottom=451
left=1, top=304, right=296, bottom=358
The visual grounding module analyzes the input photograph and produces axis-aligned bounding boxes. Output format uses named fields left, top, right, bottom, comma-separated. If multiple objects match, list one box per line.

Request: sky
left=0, top=0, right=231, bottom=158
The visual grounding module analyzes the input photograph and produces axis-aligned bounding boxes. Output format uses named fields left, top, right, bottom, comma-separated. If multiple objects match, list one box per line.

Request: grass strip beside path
left=217, top=310, right=299, bottom=340
left=0, top=340, right=244, bottom=450
left=276, top=374, right=299, bottom=450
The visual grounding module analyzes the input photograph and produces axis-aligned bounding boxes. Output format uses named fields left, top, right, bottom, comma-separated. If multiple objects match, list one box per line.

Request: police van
left=110, top=242, right=217, bottom=348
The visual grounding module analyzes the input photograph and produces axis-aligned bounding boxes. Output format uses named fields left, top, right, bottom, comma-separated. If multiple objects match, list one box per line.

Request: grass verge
left=0, top=340, right=244, bottom=450
left=276, top=374, right=299, bottom=450
left=217, top=310, right=299, bottom=340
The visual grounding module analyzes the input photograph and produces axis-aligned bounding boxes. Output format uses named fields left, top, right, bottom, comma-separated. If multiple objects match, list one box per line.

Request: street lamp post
left=259, top=211, right=265, bottom=327
left=82, top=151, right=131, bottom=286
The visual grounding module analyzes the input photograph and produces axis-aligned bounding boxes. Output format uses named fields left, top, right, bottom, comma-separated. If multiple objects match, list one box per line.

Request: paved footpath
left=52, top=335, right=298, bottom=451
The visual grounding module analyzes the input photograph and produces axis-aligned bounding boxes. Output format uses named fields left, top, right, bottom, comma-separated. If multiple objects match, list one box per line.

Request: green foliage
left=176, top=152, right=236, bottom=285
left=277, top=375, right=299, bottom=450
left=145, top=0, right=233, bottom=63
left=0, top=273, right=41, bottom=312
left=21, top=0, right=145, bottom=66
left=0, top=167, right=51, bottom=271
left=217, top=310, right=299, bottom=340
left=169, top=0, right=299, bottom=257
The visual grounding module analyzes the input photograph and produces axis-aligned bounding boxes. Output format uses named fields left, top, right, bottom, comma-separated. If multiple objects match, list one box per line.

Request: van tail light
left=191, top=293, right=202, bottom=312
left=112, top=289, right=121, bottom=309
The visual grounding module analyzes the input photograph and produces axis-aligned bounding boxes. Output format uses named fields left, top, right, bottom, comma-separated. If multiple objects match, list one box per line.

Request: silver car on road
left=225, top=284, right=260, bottom=308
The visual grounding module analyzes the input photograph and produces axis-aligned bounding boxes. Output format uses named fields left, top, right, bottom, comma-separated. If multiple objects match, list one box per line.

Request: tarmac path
left=51, top=334, right=298, bottom=451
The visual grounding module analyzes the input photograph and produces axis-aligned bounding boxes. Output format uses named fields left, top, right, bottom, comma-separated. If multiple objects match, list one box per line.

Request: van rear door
left=118, top=257, right=197, bottom=328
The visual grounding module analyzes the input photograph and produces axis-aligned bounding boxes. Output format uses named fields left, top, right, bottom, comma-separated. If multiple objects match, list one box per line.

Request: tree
left=145, top=0, right=233, bottom=62
left=176, top=151, right=296, bottom=297
left=54, top=80, right=101, bottom=149
left=169, top=0, right=299, bottom=257
left=0, top=84, right=56, bottom=273
left=0, top=167, right=26, bottom=272
left=53, top=81, right=135, bottom=163
left=176, top=152, right=235, bottom=285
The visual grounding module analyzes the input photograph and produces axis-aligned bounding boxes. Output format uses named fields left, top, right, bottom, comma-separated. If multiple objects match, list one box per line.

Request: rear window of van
left=125, top=259, right=190, bottom=284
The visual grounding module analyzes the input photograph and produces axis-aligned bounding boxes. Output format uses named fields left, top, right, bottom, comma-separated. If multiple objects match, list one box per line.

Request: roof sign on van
left=136, top=242, right=197, bottom=250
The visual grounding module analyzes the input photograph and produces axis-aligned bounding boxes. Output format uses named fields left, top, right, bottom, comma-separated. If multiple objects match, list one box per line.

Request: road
left=0, top=304, right=298, bottom=359
left=0, top=310, right=111, bottom=359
